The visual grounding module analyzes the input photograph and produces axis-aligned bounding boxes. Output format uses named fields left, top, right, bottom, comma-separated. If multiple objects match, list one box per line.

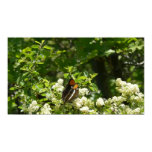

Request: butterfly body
left=62, top=79, right=79, bottom=103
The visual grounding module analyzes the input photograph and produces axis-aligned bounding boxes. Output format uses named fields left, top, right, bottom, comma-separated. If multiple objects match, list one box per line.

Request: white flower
left=130, top=92, right=144, bottom=103
left=110, top=96, right=126, bottom=104
left=52, top=83, right=60, bottom=89
left=53, top=83, right=61, bottom=89
left=80, top=106, right=89, bottom=113
left=75, top=102, right=81, bottom=108
left=116, top=78, right=127, bottom=87
left=118, top=96, right=126, bottom=102
left=75, top=98, right=83, bottom=104
left=116, top=78, right=122, bottom=86
left=133, top=108, right=140, bottom=114
left=89, top=110, right=94, bottom=113
left=126, top=107, right=133, bottom=114
left=89, top=109, right=97, bottom=114
left=74, top=98, right=83, bottom=109
left=52, top=98, right=56, bottom=102
left=79, top=88, right=89, bottom=96
left=28, top=100, right=39, bottom=114
left=132, top=84, right=139, bottom=93
left=38, top=103, right=51, bottom=114
left=127, top=83, right=139, bottom=94
left=120, top=104, right=125, bottom=109
left=121, top=81, right=127, bottom=86
left=110, top=107, right=114, bottom=111
left=57, top=79, right=64, bottom=85
left=138, top=92, right=144, bottom=98
left=57, top=86, right=64, bottom=92
left=116, top=78, right=140, bottom=97
left=96, top=98, right=104, bottom=107
left=105, top=99, right=110, bottom=104
left=32, top=101, right=37, bottom=105
left=112, top=96, right=117, bottom=102
left=52, top=82, right=64, bottom=92
left=81, top=96, right=88, bottom=104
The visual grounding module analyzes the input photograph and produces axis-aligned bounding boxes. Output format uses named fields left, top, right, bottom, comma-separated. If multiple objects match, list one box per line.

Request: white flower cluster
left=79, top=88, right=89, bottom=96
left=80, top=106, right=89, bottom=113
left=22, top=78, right=143, bottom=115
left=130, top=93, right=144, bottom=103
left=28, top=100, right=39, bottom=114
left=96, top=98, right=104, bottom=107
left=72, top=87, right=98, bottom=114
left=37, top=103, right=51, bottom=114
left=73, top=96, right=97, bottom=114
left=116, top=78, right=140, bottom=95
left=79, top=106, right=96, bottom=114
left=126, top=107, right=141, bottom=114
left=110, top=103, right=119, bottom=113
left=105, top=96, right=126, bottom=105
left=74, top=98, right=84, bottom=109
left=52, top=78, right=64, bottom=92
left=102, top=78, right=144, bottom=114
left=116, top=78, right=144, bottom=103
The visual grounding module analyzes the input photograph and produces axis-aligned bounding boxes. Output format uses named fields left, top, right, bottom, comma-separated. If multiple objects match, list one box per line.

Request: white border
left=0, top=0, right=152, bottom=152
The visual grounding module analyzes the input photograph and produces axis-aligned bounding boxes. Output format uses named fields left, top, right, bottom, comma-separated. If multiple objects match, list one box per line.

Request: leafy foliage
left=8, top=38, right=144, bottom=114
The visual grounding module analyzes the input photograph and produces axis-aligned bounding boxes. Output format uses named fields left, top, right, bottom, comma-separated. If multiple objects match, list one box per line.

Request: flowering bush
left=104, top=78, right=144, bottom=114
left=10, top=75, right=144, bottom=114
left=8, top=38, right=144, bottom=114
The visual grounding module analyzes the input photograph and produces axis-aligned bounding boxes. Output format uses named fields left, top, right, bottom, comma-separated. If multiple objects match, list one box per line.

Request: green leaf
left=77, top=76, right=87, bottom=80
left=24, top=78, right=29, bottom=81
left=32, top=45, right=39, bottom=48
left=41, top=40, right=45, bottom=44
left=32, top=71, right=39, bottom=76
left=35, top=41, right=41, bottom=44
left=16, top=53, right=21, bottom=58
left=10, top=87, right=15, bottom=90
left=45, top=82, right=49, bottom=87
left=56, top=50, right=62, bottom=54
left=32, top=85, right=36, bottom=90
left=39, top=98, right=48, bottom=102
left=41, top=93, right=46, bottom=96
left=16, top=77, right=21, bottom=85
left=37, top=62, right=44, bottom=64
left=90, top=73, right=98, bottom=79
left=22, top=47, right=32, bottom=53
left=89, top=86, right=94, bottom=91
left=64, top=73, right=69, bottom=78
left=90, top=83, right=98, bottom=92
left=20, top=81, right=25, bottom=86
left=43, top=45, right=52, bottom=50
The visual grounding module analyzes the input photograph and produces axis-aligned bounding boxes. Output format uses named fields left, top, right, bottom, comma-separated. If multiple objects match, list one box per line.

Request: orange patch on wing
left=73, top=84, right=78, bottom=89
left=69, top=79, right=75, bottom=85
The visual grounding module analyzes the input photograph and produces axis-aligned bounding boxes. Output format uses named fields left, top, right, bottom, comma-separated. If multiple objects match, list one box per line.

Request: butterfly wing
left=62, top=84, right=71, bottom=102
left=62, top=79, right=74, bottom=101
left=62, top=79, right=79, bottom=103
left=63, top=87, right=79, bottom=102
left=68, top=85, right=79, bottom=101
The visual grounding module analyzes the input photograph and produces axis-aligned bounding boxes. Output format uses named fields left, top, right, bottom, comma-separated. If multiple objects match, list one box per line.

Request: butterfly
left=62, top=79, right=79, bottom=103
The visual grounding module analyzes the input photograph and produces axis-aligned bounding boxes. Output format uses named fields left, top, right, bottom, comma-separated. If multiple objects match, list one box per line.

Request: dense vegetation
left=8, top=38, right=144, bottom=114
